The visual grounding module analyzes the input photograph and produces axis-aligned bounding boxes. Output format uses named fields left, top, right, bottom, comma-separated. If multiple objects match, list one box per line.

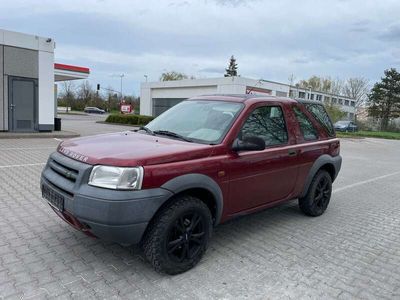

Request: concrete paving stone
left=1, top=117, right=400, bottom=299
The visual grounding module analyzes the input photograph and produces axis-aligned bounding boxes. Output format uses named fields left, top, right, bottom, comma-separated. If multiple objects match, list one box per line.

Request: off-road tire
left=299, top=170, right=332, bottom=217
left=141, top=195, right=212, bottom=275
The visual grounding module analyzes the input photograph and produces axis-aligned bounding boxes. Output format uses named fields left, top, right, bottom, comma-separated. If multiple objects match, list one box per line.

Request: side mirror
left=232, top=136, right=265, bottom=151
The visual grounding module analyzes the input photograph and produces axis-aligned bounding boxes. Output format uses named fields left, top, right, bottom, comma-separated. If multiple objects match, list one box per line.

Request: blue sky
left=1, top=0, right=400, bottom=96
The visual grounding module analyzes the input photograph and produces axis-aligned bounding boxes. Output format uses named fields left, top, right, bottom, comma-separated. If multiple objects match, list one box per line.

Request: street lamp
left=144, top=75, right=148, bottom=82
left=111, top=74, right=125, bottom=99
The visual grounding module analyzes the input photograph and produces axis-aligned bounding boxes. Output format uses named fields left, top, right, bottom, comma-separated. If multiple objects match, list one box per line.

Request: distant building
left=140, top=76, right=355, bottom=119
left=0, top=29, right=89, bottom=132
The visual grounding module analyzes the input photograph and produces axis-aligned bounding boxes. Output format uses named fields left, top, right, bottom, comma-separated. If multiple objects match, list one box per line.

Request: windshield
left=145, top=100, right=243, bottom=144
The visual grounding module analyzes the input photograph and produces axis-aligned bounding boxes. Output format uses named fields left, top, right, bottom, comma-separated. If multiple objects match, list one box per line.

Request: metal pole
left=120, top=74, right=124, bottom=99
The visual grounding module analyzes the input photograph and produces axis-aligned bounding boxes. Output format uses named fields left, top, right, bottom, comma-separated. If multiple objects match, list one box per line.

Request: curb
left=0, top=131, right=80, bottom=139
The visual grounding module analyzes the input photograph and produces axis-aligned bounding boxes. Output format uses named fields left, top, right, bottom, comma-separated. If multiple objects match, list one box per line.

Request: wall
left=38, top=51, right=54, bottom=130
left=0, top=29, right=56, bottom=132
left=3, top=46, right=38, bottom=78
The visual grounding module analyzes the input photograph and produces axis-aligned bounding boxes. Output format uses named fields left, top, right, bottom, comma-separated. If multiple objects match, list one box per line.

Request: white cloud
left=2, top=0, right=400, bottom=93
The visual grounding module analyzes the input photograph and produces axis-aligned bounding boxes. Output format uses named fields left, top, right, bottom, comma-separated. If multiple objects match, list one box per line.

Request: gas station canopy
left=54, top=63, right=90, bottom=81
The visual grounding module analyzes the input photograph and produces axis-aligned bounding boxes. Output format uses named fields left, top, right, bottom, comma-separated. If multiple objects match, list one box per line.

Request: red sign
left=120, top=104, right=132, bottom=114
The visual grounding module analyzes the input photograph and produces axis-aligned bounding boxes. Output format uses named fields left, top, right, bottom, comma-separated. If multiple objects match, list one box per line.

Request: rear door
left=226, top=103, right=299, bottom=214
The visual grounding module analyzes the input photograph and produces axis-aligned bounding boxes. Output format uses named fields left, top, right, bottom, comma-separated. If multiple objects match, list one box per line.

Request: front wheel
left=142, top=195, right=212, bottom=275
left=299, top=170, right=332, bottom=216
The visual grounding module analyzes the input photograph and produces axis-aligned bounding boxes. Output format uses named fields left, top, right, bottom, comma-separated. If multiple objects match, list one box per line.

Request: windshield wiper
left=153, top=130, right=193, bottom=142
left=138, top=126, right=155, bottom=135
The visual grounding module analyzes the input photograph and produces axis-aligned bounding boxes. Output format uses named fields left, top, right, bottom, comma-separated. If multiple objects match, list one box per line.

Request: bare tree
left=160, top=71, right=188, bottom=81
left=344, top=77, right=370, bottom=109
left=60, top=81, right=75, bottom=113
left=330, top=78, right=344, bottom=95
left=77, top=81, right=93, bottom=103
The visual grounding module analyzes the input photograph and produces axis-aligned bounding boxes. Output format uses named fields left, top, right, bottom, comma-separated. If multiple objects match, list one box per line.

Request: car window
left=305, top=104, right=335, bottom=137
left=239, top=106, right=288, bottom=147
left=293, top=107, right=318, bottom=140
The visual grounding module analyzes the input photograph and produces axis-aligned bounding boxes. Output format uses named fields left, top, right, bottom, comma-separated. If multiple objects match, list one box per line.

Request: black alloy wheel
left=299, top=170, right=332, bottom=216
left=142, top=195, right=212, bottom=275
left=167, top=212, right=206, bottom=263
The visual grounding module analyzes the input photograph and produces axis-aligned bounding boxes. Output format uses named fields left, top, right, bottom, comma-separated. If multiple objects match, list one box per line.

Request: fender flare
left=300, top=154, right=342, bottom=198
left=161, top=173, right=224, bottom=225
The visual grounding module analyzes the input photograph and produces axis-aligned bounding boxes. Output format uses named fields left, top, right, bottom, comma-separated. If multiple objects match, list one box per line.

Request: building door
left=8, top=77, right=38, bottom=132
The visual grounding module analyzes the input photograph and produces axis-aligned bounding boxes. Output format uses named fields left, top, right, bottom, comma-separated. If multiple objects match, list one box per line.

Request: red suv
left=41, top=95, right=341, bottom=274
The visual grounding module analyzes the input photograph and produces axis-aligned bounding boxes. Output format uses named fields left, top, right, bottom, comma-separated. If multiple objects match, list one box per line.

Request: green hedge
left=337, top=130, right=400, bottom=140
left=105, top=114, right=154, bottom=126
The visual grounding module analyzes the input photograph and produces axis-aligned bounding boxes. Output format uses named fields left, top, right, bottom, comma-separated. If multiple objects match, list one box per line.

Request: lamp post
left=144, top=75, right=148, bottom=82
left=111, top=74, right=125, bottom=100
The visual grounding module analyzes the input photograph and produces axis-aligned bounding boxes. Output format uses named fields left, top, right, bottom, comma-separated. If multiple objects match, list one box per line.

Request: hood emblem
left=59, top=146, right=89, bottom=163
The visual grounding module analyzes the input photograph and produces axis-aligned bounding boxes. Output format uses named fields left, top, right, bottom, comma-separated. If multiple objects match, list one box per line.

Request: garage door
left=152, top=98, right=186, bottom=116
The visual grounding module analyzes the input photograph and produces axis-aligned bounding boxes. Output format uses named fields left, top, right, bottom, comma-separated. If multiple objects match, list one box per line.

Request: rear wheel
left=142, top=195, right=212, bottom=275
left=299, top=170, right=332, bottom=216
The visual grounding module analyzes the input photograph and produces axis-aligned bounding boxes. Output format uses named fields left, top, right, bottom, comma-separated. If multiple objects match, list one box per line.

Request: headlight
left=88, top=166, right=143, bottom=190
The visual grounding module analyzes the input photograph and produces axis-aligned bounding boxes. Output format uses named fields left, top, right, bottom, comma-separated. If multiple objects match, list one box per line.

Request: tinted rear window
left=304, top=104, right=335, bottom=137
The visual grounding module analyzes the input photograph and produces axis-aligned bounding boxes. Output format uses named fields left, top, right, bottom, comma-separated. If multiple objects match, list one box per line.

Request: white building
left=0, top=29, right=89, bottom=132
left=140, top=76, right=356, bottom=119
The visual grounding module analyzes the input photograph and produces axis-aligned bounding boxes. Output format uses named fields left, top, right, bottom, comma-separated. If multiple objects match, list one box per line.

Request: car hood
left=57, top=131, right=214, bottom=166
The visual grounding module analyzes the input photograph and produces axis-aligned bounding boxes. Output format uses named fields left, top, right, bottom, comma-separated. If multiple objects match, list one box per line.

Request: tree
left=344, top=77, right=370, bottom=109
left=160, top=71, right=188, bottom=81
left=77, top=81, right=93, bottom=102
left=368, top=68, right=400, bottom=131
left=224, top=55, right=238, bottom=77
left=296, top=76, right=342, bottom=94
left=59, top=81, right=75, bottom=113
left=324, top=103, right=347, bottom=123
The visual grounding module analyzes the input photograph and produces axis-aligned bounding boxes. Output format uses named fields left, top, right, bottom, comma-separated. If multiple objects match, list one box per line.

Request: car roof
left=188, top=94, right=298, bottom=104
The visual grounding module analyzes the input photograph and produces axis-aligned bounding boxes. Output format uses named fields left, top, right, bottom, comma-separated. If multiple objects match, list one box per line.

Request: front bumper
left=41, top=152, right=173, bottom=245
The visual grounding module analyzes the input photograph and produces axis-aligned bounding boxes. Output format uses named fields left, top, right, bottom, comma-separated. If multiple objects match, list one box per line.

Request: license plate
left=42, top=184, right=64, bottom=212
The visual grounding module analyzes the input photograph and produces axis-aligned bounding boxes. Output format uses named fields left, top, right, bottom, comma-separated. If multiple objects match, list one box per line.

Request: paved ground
left=0, top=114, right=399, bottom=299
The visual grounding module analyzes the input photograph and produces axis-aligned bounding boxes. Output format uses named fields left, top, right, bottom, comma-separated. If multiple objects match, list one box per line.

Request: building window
left=351, top=101, right=355, bottom=107
left=309, top=93, right=314, bottom=100
left=345, top=100, right=349, bottom=106
left=316, top=94, right=322, bottom=101
left=324, top=96, right=331, bottom=103
left=332, top=98, right=337, bottom=104
left=349, top=112, right=354, bottom=120
left=276, top=91, right=287, bottom=97
left=289, top=90, right=295, bottom=98
left=338, top=99, right=343, bottom=105
left=298, top=91, right=306, bottom=99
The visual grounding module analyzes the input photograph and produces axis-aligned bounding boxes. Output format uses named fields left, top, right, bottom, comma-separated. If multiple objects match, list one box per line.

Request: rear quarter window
left=305, top=104, right=335, bottom=137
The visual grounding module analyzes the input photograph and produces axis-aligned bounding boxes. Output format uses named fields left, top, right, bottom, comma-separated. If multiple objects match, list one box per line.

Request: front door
left=8, top=77, right=38, bottom=132
left=227, top=104, right=299, bottom=214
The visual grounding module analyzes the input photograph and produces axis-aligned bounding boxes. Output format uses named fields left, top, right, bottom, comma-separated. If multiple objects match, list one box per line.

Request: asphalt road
left=0, top=115, right=399, bottom=299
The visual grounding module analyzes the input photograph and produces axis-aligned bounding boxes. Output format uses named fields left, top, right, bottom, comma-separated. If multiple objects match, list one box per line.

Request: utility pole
left=111, top=74, right=125, bottom=100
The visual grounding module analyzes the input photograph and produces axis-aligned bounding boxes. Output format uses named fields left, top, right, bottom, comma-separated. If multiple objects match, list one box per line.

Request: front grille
left=43, top=152, right=93, bottom=201
left=49, top=159, right=79, bottom=182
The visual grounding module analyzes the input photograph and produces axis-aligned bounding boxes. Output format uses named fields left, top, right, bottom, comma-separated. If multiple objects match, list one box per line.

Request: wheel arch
left=300, top=154, right=342, bottom=198
left=156, top=174, right=224, bottom=226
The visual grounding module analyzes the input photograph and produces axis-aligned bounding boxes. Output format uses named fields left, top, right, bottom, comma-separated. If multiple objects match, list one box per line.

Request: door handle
left=288, top=149, right=297, bottom=157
